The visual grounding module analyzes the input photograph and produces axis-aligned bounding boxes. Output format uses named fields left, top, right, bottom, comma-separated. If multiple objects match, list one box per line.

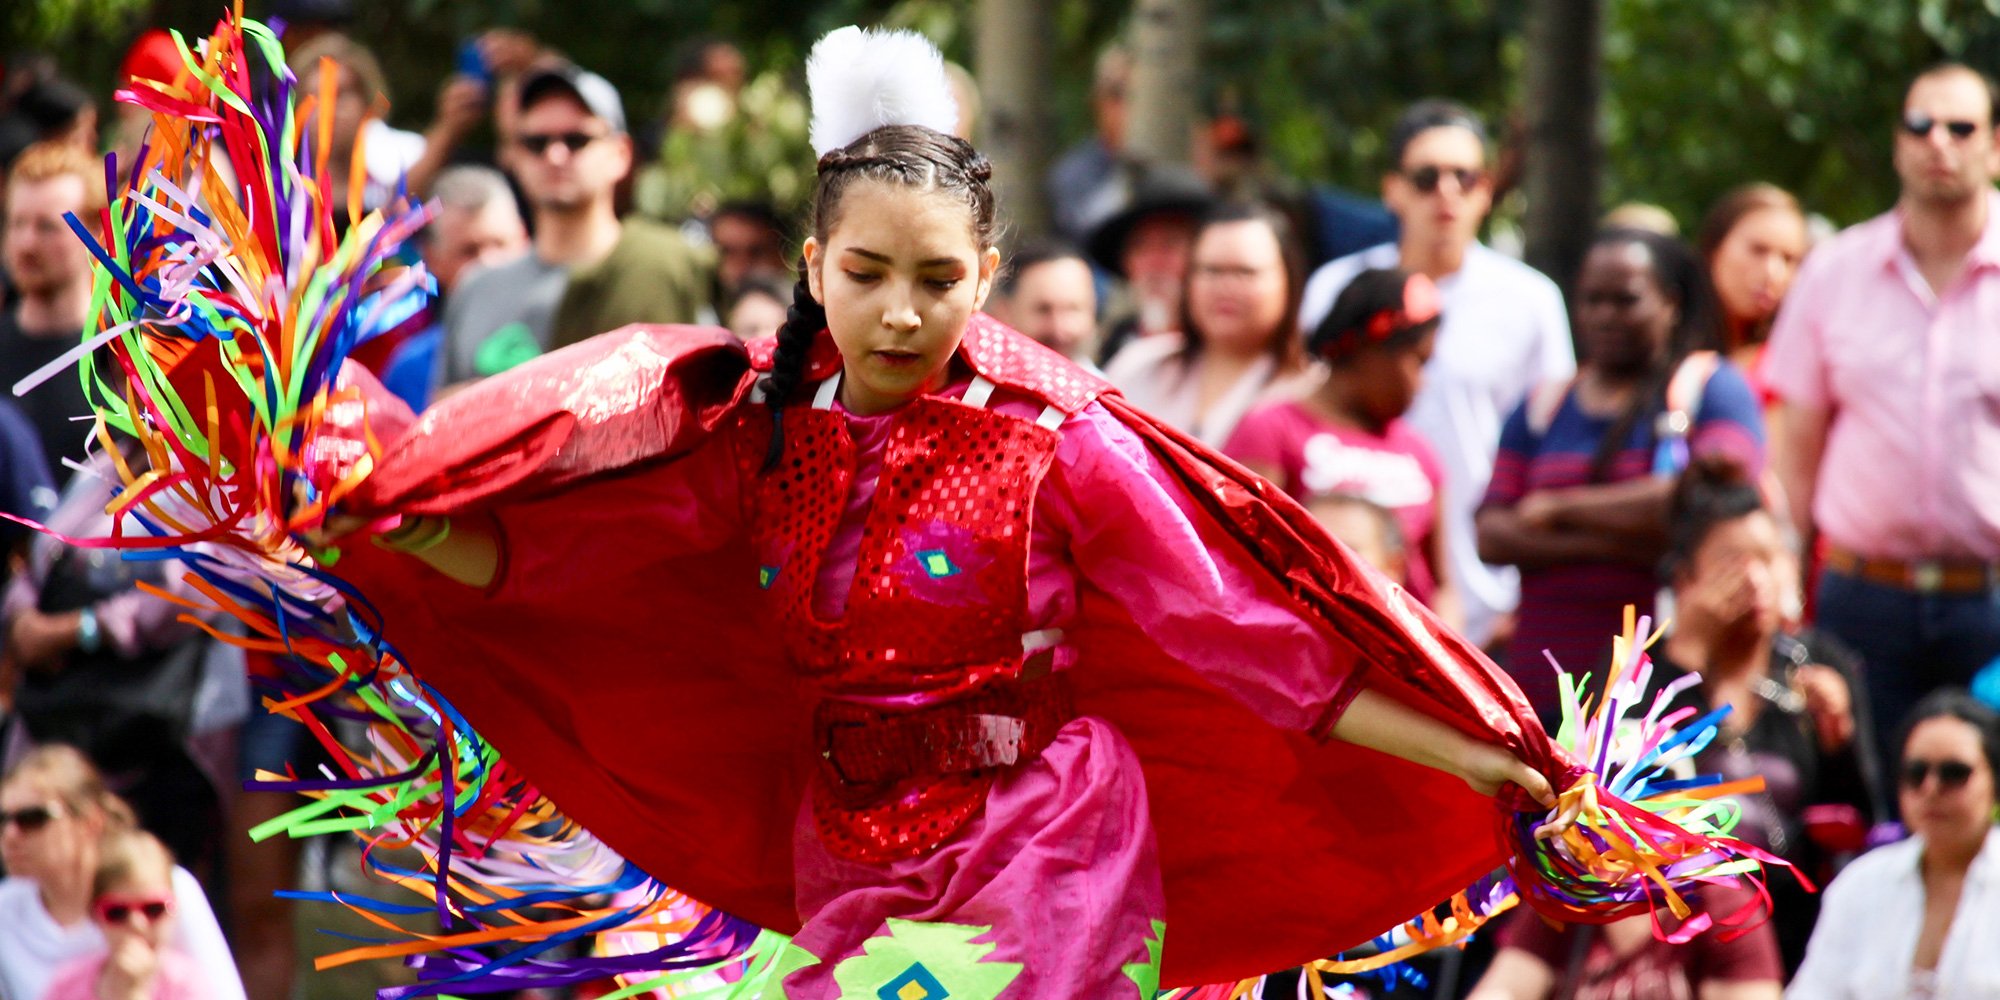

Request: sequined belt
left=813, top=673, right=1074, bottom=791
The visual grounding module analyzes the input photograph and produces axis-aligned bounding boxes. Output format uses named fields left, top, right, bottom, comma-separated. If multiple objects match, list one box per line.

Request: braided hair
left=759, top=124, right=998, bottom=470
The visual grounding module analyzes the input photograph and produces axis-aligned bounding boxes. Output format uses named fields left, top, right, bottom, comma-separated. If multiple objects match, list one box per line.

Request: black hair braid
left=759, top=267, right=827, bottom=471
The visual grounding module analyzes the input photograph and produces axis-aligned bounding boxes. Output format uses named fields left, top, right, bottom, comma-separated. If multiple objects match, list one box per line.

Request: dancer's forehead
left=823, top=180, right=983, bottom=266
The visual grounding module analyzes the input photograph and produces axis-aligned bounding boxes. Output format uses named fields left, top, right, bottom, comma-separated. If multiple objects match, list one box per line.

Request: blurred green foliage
left=11, top=0, right=1999, bottom=230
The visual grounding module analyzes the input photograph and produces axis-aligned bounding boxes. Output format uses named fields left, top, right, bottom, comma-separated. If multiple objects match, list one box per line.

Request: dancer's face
left=805, top=180, right=999, bottom=415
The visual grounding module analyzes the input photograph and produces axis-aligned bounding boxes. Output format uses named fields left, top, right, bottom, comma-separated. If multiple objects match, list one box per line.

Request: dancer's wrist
left=375, top=515, right=453, bottom=554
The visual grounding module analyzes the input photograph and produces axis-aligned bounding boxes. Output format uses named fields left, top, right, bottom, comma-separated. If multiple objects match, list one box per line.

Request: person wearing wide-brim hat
left=1082, top=162, right=1216, bottom=365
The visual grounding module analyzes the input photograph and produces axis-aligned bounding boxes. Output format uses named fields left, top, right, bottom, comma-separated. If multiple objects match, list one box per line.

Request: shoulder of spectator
left=1824, top=835, right=1921, bottom=903
left=1101, top=332, right=1187, bottom=384
left=367, top=119, right=428, bottom=168
left=602, top=218, right=712, bottom=287
left=1301, top=243, right=1395, bottom=329
left=1694, top=361, right=1760, bottom=417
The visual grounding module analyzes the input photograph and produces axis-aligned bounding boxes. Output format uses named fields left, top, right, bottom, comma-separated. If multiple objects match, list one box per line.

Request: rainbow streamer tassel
left=27, top=8, right=787, bottom=998
left=1269, top=607, right=1804, bottom=999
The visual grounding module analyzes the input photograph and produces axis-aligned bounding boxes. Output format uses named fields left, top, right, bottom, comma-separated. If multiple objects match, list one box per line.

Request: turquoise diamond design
left=914, top=549, right=960, bottom=579
left=879, top=961, right=949, bottom=1000
left=758, top=565, right=779, bottom=589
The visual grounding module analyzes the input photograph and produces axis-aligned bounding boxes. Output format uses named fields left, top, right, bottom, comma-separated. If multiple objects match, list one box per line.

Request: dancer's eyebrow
left=843, top=247, right=962, bottom=268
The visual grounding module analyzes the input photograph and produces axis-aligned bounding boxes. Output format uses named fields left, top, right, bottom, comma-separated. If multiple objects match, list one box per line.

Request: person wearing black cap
left=439, top=63, right=711, bottom=388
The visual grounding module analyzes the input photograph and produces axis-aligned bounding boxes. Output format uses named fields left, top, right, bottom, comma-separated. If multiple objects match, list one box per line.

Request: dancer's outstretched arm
left=317, top=514, right=500, bottom=589
left=1331, top=687, right=1578, bottom=838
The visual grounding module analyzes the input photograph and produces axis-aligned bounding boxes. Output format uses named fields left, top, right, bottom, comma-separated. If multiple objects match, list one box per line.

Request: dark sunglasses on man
left=516, top=131, right=604, bottom=156
left=1901, top=112, right=1981, bottom=140
left=1900, top=757, right=1975, bottom=791
left=0, top=804, right=58, bottom=832
left=1401, top=165, right=1485, bottom=195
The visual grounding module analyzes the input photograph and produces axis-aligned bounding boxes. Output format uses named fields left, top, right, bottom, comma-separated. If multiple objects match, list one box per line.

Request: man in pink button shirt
left=1767, top=63, right=2000, bottom=764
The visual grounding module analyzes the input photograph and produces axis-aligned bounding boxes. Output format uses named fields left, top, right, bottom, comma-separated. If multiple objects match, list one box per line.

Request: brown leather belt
left=814, top=674, right=1074, bottom=788
left=1824, top=545, right=2000, bottom=595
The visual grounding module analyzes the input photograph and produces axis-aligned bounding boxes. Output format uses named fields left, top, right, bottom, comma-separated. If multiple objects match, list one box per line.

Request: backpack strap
left=1651, top=350, right=1721, bottom=476
left=1665, top=350, right=1720, bottom=422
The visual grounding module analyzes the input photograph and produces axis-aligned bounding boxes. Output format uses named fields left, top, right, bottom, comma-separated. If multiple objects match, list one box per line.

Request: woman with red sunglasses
left=0, top=746, right=244, bottom=1000
left=1225, top=267, right=1461, bottom=628
left=1789, top=690, right=2000, bottom=998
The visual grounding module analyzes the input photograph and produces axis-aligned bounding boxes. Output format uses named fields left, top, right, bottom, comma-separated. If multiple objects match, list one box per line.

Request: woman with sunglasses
left=1225, top=267, right=1461, bottom=627
left=1788, top=690, right=2000, bottom=998
left=0, top=746, right=244, bottom=1000
left=42, top=828, right=200, bottom=1000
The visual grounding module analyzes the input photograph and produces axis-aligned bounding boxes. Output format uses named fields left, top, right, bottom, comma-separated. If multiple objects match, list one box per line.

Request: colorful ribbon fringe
left=37, top=10, right=1795, bottom=999
left=24, top=8, right=788, bottom=997
left=1259, top=606, right=1802, bottom=998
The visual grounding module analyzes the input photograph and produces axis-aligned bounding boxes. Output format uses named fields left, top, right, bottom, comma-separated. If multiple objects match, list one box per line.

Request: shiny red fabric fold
left=320, top=321, right=1578, bottom=985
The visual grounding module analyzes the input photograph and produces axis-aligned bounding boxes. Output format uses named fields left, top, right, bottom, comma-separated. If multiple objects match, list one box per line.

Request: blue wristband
left=76, top=607, right=102, bottom=655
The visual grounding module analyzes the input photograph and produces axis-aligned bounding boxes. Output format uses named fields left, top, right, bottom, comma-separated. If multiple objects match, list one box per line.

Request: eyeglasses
left=1900, top=113, right=1981, bottom=141
left=515, top=131, right=605, bottom=156
left=1191, top=263, right=1275, bottom=282
left=0, top=805, right=58, bottom=833
left=94, top=895, right=174, bottom=925
left=1901, top=758, right=1976, bottom=791
left=1401, top=165, right=1485, bottom=194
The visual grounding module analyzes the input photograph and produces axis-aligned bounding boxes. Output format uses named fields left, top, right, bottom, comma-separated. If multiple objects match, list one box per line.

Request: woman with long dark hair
left=1696, top=183, right=1808, bottom=400
left=1476, top=228, right=1766, bottom=721
left=1103, top=201, right=1309, bottom=447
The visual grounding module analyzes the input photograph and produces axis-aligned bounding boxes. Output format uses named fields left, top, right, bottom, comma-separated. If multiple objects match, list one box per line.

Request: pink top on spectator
left=43, top=949, right=203, bottom=1000
left=1223, top=400, right=1445, bottom=602
left=1763, top=191, right=2000, bottom=560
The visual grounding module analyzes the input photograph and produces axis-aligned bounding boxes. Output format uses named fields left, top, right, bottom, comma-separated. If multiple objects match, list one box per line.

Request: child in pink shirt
left=1227, top=267, right=1458, bottom=626
left=42, top=829, right=202, bottom=1000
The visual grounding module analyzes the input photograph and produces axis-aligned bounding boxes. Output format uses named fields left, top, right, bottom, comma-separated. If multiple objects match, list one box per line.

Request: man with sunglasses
left=1767, top=63, right=2000, bottom=767
left=1300, top=100, right=1574, bottom=654
left=440, top=63, right=711, bottom=387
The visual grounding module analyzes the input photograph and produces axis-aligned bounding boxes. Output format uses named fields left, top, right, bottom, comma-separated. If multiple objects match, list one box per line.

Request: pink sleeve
left=1040, top=402, right=1365, bottom=734
left=1762, top=251, right=1833, bottom=408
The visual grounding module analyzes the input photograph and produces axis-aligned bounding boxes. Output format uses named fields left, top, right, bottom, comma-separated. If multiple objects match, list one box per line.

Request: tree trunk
left=975, top=0, right=1055, bottom=239
left=1124, top=0, right=1204, bottom=167
left=1521, top=0, right=1601, bottom=296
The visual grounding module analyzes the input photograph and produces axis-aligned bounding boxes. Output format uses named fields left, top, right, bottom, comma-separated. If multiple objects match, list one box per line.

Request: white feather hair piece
left=806, top=26, right=960, bottom=158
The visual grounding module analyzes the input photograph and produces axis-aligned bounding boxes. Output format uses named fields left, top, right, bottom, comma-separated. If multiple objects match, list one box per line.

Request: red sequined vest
left=739, top=316, right=1108, bottom=863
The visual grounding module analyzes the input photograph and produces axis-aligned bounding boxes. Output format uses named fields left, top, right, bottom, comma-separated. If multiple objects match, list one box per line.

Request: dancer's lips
left=872, top=349, right=923, bottom=367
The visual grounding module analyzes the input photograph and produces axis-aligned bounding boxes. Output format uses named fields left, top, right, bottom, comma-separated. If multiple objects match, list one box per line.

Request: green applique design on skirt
left=832, top=918, right=1024, bottom=1000
left=1123, top=920, right=1166, bottom=998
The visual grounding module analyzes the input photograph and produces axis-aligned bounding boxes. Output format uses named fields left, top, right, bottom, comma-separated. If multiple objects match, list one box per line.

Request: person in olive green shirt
left=440, top=63, right=712, bottom=387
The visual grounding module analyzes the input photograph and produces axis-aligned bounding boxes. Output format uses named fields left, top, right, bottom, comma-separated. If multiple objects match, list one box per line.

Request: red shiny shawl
left=326, top=320, right=1574, bottom=985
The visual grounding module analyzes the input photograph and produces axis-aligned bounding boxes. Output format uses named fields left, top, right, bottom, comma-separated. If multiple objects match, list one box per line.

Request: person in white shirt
left=0, top=746, right=245, bottom=1000
left=1300, top=100, right=1574, bottom=650
left=1788, top=690, right=2000, bottom=999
